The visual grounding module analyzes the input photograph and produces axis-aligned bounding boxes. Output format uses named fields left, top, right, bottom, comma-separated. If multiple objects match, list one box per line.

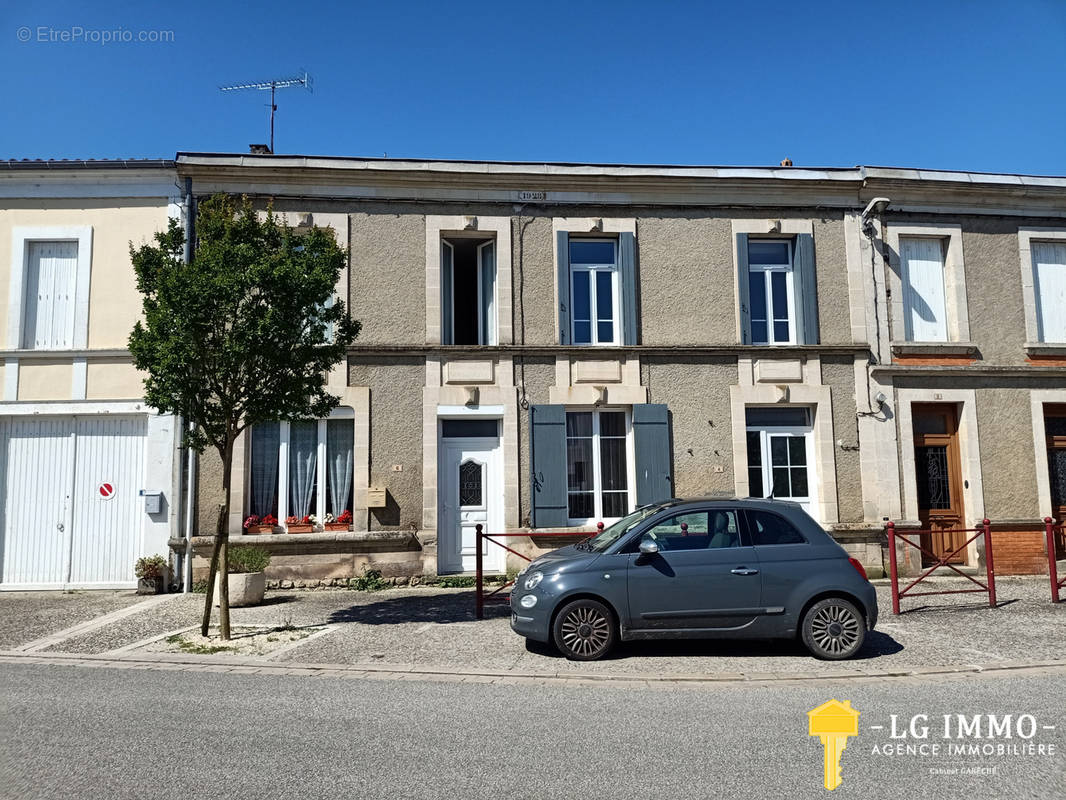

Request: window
left=248, top=416, right=354, bottom=525
left=22, top=241, right=78, bottom=349
left=1033, top=242, right=1066, bottom=343
left=565, top=409, right=630, bottom=522
left=441, top=237, right=496, bottom=345
left=747, top=240, right=796, bottom=345
left=900, top=237, right=948, bottom=342
left=569, top=239, right=618, bottom=345
left=638, top=510, right=741, bottom=552
left=746, top=510, right=806, bottom=545
left=745, top=407, right=813, bottom=512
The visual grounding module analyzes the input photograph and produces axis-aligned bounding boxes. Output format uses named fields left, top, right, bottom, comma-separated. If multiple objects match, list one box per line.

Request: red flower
left=242, top=515, right=260, bottom=530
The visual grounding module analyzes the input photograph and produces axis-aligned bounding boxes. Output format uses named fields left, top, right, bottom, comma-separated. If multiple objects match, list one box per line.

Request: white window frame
left=745, top=413, right=815, bottom=515
left=569, top=238, right=620, bottom=347
left=7, top=226, right=93, bottom=351
left=440, top=236, right=498, bottom=346
left=747, top=238, right=797, bottom=345
left=247, top=408, right=355, bottom=527
left=885, top=223, right=969, bottom=344
left=1018, top=228, right=1066, bottom=346
left=565, top=406, right=635, bottom=525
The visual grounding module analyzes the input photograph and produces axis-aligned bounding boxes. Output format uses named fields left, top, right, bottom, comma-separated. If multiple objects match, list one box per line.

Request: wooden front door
left=913, top=404, right=966, bottom=565
left=1044, top=405, right=1066, bottom=559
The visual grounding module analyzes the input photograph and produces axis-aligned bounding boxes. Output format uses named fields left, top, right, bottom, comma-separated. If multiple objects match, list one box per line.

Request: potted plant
left=214, top=545, right=270, bottom=607
left=286, top=514, right=313, bottom=534
left=243, top=514, right=277, bottom=534
left=325, top=510, right=352, bottom=531
left=134, top=554, right=168, bottom=595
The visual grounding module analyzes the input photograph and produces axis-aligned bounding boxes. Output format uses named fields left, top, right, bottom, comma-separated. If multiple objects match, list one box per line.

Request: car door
left=625, top=508, right=763, bottom=631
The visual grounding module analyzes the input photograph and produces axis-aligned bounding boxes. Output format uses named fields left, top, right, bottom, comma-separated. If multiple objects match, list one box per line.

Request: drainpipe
left=181, top=178, right=197, bottom=592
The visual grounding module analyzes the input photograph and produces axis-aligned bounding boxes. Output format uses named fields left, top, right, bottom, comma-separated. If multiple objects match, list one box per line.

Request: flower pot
left=136, top=576, right=164, bottom=595
left=246, top=524, right=276, bottom=534
left=213, top=571, right=266, bottom=607
left=287, top=523, right=313, bottom=534
left=324, top=523, right=350, bottom=532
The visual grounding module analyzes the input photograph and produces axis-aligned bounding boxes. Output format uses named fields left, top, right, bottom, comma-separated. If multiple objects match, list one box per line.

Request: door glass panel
left=749, top=271, right=767, bottom=343
left=1045, top=415, right=1066, bottom=437
left=913, top=410, right=948, bottom=435
left=459, top=460, right=483, bottom=507
left=746, top=431, right=763, bottom=497
left=596, top=270, right=614, bottom=343
left=1048, top=449, right=1066, bottom=509
left=441, top=419, right=499, bottom=438
left=771, top=271, right=789, bottom=342
left=915, top=445, right=951, bottom=510
left=572, top=270, right=591, bottom=344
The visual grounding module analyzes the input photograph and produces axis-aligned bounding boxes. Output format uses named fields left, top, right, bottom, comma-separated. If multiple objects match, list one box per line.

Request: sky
left=2, top=0, right=1065, bottom=174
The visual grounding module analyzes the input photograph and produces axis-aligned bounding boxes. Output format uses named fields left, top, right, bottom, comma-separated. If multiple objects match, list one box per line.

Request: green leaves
left=128, top=194, right=360, bottom=455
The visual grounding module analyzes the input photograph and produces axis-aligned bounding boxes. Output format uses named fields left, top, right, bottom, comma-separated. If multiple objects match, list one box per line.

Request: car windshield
left=581, top=506, right=662, bottom=552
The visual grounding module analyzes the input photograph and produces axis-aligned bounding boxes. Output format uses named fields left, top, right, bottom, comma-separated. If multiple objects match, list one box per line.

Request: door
left=625, top=509, right=763, bottom=630
left=912, top=404, right=966, bottom=564
left=1043, top=405, right=1066, bottom=559
left=0, top=415, right=146, bottom=587
left=439, top=435, right=504, bottom=574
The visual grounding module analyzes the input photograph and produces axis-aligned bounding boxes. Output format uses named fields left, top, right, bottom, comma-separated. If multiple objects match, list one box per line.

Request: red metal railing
left=1043, top=518, right=1066, bottom=603
left=474, top=522, right=603, bottom=619
left=886, top=519, right=996, bottom=615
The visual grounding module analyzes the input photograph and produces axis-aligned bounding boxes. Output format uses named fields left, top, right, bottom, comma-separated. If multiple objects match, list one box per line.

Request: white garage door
left=0, top=416, right=147, bottom=588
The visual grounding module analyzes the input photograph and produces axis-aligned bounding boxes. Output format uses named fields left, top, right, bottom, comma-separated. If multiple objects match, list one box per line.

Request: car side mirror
left=638, top=538, right=659, bottom=555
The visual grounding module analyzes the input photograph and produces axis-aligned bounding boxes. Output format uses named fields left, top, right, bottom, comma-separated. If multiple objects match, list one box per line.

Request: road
left=1, top=663, right=1063, bottom=800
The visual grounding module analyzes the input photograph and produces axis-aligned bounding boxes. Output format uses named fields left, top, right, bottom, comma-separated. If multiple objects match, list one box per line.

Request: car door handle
left=731, top=567, right=759, bottom=576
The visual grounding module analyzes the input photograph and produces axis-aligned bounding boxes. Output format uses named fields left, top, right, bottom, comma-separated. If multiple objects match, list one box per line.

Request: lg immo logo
left=808, top=699, right=859, bottom=791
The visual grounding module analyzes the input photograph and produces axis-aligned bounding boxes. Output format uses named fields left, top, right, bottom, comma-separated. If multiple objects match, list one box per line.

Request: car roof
left=645, top=496, right=804, bottom=513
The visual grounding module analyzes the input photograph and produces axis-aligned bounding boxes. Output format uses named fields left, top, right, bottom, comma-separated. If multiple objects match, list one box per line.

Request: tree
left=129, top=194, right=359, bottom=638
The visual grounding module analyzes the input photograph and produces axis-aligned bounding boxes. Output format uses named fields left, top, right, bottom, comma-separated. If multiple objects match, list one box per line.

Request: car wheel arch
left=549, top=592, right=621, bottom=634
left=797, top=590, right=870, bottom=634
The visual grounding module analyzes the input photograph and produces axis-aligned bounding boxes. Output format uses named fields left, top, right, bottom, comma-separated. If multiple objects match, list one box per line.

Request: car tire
left=552, top=599, right=616, bottom=661
left=801, top=597, right=866, bottom=660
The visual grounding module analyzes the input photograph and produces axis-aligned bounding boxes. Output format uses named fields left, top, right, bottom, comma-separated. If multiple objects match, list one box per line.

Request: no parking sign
left=98, top=482, right=116, bottom=500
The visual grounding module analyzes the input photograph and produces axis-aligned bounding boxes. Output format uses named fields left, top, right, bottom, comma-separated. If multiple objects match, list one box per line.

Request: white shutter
left=1033, top=242, right=1066, bottom=343
left=24, top=241, right=77, bottom=349
left=900, top=237, right=948, bottom=342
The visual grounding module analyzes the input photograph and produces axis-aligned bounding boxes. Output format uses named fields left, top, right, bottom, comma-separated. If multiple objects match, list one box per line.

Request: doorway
left=438, top=418, right=504, bottom=574
left=1043, top=404, right=1066, bottom=559
left=912, top=403, right=966, bottom=565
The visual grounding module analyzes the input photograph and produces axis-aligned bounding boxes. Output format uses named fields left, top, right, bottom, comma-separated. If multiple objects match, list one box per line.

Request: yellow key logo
left=808, top=699, right=860, bottom=791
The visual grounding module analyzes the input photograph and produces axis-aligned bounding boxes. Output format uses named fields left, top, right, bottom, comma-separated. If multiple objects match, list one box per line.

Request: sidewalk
left=0, top=575, right=1062, bottom=682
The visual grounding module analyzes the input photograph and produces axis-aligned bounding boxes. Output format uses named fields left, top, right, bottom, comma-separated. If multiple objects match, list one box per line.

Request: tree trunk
left=200, top=433, right=235, bottom=639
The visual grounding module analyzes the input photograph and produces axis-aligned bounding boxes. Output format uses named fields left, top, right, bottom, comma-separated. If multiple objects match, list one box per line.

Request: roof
left=0, top=158, right=175, bottom=170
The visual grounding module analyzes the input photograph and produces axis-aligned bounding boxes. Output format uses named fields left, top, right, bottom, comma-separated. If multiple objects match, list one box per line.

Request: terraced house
left=179, top=153, right=1066, bottom=585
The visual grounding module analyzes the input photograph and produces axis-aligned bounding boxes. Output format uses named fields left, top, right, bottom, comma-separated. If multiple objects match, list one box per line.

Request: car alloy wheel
left=553, top=599, right=616, bottom=661
left=802, top=598, right=865, bottom=660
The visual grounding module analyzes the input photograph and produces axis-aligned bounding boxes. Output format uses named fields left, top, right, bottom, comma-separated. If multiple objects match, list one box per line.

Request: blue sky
left=2, top=0, right=1065, bottom=174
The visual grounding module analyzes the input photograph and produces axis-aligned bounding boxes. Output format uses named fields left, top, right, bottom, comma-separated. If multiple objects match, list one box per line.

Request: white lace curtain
left=250, top=423, right=279, bottom=516
left=288, top=422, right=317, bottom=519
left=327, top=420, right=353, bottom=516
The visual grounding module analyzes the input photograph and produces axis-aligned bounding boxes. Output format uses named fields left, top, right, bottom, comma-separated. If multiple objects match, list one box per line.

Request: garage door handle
left=57, top=522, right=64, bottom=532
left=731, top=567, right=758, bottom=576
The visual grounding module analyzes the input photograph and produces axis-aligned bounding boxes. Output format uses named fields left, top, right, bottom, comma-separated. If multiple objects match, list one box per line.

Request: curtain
left=288, top=422, right=317, bottom=519
left=326, top=419, right=353, bottom=516
left=250, top=423, right=279, bottom=517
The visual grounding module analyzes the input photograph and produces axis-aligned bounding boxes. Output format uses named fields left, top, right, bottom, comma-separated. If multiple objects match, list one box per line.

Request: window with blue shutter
left=558, top=231, right=637, bottom=346
left=530, top=405, right=568, bottom=528
left=738, top=232, right=818, bottom=345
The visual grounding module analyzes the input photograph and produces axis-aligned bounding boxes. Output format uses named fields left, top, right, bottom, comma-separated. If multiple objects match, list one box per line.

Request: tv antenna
left=220, top=70, right=313, bottom=153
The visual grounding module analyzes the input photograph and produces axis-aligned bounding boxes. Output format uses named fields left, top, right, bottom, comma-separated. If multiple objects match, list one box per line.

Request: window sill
left=890, top=342, right=978, bottom=357
left=1025, top=343, right=1066, bottom=358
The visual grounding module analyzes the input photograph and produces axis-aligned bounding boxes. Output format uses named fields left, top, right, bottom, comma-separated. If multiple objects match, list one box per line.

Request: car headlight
left=523, top=571, right=543, bottom=590
left=519, top=594, right=538, bottom=609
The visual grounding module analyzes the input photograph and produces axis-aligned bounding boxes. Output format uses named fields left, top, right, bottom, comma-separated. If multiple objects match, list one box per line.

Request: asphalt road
left=1, top=664, right=1063, bottom=800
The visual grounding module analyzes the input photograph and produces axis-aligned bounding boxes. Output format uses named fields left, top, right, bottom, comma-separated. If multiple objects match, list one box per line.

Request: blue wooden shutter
left=633, top=403, right=672, bottom=505
left=530, top=404, right=568, bottom=527
left=619, top=231, right=638, bottom=345
left=736, top=233, right=751, bottom=344
left=556, top=231, right=570, bottom=345
left=793, top=233, right=819, bottom=344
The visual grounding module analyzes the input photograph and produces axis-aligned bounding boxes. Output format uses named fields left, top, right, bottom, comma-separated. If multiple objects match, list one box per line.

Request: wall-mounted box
left=140, top=490, right=163, bottom=514
left=367, top=486, right=387, bottom=508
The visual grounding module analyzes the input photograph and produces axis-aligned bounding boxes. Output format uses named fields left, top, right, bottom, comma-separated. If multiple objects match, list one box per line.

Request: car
left=509, top=497, right=877, bottom=661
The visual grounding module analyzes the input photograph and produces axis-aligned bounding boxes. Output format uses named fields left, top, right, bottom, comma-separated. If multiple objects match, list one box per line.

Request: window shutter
left=619, top=231, right=638, bottom=345
left=735, top=233, right=751, bottom=345
left=556, top=231, right=570, bottom=345
left=530, top=404, right=568, bottom=528
left=632, top=403, right=672, bottom=506
left=793, top=233, right=819, bottom=345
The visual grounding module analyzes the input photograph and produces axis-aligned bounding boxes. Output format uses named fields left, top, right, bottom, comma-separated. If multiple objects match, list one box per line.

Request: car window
left=747, top=510, right=806, bottom=545
left=639, top=510, right=741, bottom=552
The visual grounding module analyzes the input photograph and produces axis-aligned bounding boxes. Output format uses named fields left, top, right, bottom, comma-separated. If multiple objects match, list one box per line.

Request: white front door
left=439, top=437, right=504, bottom=574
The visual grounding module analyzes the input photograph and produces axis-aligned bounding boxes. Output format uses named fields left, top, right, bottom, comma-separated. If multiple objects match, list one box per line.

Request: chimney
left=249, top=144, right=272, bottom=155
left=780, top=157, right=793, bottom=167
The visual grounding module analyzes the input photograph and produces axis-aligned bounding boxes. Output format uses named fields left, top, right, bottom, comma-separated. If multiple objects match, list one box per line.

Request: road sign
left=98, top=482, right=115, bottom=500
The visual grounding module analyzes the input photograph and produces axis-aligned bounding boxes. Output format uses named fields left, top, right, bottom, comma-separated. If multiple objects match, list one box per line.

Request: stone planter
left=246, top=524, right=277, bottom=534
left=136, top=576, right=164, bottom=595
left=287, top=523, right=313, bottom=534
left=213, top=571, right=266, bottom=607
left=324, top=523, right=350, bottom=532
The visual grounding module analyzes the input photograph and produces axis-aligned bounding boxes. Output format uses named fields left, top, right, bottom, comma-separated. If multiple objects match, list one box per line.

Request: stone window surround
left=729, top=357, right=839, bottom=524
left=730, top=218, right=815, bottom=346
left=6, top=226, right=94, bottom=401
left=1018, top=227, right=1066, bottom=347
left=425, top=216, right=513, bottom=345
left=1029, top=389, right=1066, bottom=519
left=552, top=217, right=636, bottom=347
left=896, top=388, right=984, bottom=567
left=884, top=222, right=970, bottom=345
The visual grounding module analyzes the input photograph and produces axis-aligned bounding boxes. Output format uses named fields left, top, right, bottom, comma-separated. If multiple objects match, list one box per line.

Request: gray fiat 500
left=510, top=498, right=877, bottom=661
